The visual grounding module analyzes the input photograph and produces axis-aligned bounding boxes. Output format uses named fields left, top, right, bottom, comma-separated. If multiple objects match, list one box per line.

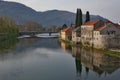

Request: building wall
left=61, top=32, right=66, bottom=40
left=72, top=32, right=76, bottom=42
left=72, top=32, right=80, bottom=43
left=81, top=22, right=120, bottom=49
left=93, top=23, right=120, bottom=49
left=81, top=25, right=94, bottom=46
left=93, top=31, right=108, bottom=48
left=100, top=23, right=120, bottom=36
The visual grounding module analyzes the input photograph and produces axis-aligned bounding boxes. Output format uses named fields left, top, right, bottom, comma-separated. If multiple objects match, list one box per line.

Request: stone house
left=81, top=20, right=120, bottom=49
left=93, top=21, right=120, bottom=48
left=60, top=27, right=73, bottom=40
left=72, top=27, right=81, bottom=44
left=81, top=20, right=104, bottom=47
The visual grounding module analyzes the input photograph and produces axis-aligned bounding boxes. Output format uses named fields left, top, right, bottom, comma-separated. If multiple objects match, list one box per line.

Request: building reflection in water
left=60, top=42, right=72, bottom=52
left=60, top=41, right=120, bottom=79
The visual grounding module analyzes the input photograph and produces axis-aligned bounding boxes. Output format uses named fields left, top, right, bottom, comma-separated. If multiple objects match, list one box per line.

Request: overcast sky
left=5, top=0, right=120, bottom=23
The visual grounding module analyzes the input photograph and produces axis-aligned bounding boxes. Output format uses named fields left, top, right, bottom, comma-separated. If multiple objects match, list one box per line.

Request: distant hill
left=0, top=1, right=106, bottom=26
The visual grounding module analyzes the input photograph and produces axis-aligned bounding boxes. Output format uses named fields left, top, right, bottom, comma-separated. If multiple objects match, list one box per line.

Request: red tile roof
left=83, top=20, right=100, bottom=25
left=62, top=27, right=73, bottom=32
left=94, top=21, right=120, bottom=31
left=94, top=26, right=106, bottom=31
left=61, top=27, right=73, bottom=35
left=62, top=27, right=70, bottom=32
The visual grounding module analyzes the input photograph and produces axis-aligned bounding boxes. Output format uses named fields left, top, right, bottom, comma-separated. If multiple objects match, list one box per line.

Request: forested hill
left=0, top=1, right=106, bottom=26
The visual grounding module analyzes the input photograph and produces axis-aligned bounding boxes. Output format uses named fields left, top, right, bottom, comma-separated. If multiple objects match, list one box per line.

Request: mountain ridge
left=0, top=1, right=106, bottom=26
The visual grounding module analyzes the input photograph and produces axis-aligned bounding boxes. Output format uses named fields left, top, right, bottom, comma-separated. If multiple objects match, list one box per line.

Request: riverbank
left=103, top=49, right=120, bottom=57
left=59, top=38, right=120, bottom=57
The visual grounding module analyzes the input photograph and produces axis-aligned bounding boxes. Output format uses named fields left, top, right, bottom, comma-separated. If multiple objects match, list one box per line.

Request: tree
left=85, top=11, right=90, bottom=23
left=75, top=8, right=82, bottom=28
left=0, top=16, right=19, bottom=41
left=61, top=24, right=67, bottom=30
left=20, top=21, right=43, bottom=32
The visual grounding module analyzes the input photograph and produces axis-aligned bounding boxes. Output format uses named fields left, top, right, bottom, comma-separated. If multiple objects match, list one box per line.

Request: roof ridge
left=82, top=20, right=100, bottom=25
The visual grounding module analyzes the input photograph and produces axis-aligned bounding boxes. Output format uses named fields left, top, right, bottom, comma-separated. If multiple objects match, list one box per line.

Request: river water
left=0, top=37, right=120, bottom=80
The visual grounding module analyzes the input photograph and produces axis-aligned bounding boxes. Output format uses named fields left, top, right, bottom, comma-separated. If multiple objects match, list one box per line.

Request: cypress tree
left=75, top=8, right=82, bottom=28
left=85, top=11, right=90, bottom=22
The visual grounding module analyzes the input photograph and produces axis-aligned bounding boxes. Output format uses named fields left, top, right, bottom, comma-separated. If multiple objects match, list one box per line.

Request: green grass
left=103, top=49, right=120, bottom=57
left=58, top=38, right=72, bottom=45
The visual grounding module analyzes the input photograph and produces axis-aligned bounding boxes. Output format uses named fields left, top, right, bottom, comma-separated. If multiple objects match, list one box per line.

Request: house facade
left=60, top=27, right=72, bottom=40
left=81, top=20, right=120, bottom=49
left=81, top=20, right=104, bottom=47
left=72, top=27, right=81, bottom=44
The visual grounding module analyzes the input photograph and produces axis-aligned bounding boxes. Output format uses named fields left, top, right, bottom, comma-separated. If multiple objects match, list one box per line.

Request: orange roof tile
left=94, top=26, right=106, bottom=31
left=62, top=27, right=72, bottom=32
left=83, top=20, right=100, bottom=25
left=62, top=27, right=70, bottom=32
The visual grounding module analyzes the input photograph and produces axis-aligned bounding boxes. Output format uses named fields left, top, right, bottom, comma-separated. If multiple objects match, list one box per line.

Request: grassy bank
left=59, top=38, right=120, bottom=57
left=58, top=38, right=72, bottom=45
left=103, top=49, right=120, bottom=57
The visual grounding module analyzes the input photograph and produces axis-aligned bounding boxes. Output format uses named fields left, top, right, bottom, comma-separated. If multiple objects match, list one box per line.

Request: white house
left=60, top=27, right=73, bottom=40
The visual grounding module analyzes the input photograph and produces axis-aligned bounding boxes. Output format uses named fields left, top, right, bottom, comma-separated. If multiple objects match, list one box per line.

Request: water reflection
left=0, top=39, right=18, bottom=52
left=81, top=47, right=120, bottom=74
left=61, top=41, right=120, bottom=80
left=60, top=42, right=72, bottom=52
left=0, top=37, right=119, bottom=80
left=19, top=37, right=39, bottom=45
left=0, top=38, right=75, bottom=80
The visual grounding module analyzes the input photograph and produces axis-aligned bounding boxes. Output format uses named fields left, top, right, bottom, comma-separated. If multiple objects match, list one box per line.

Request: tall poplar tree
left=85, top=11, right=90, bottom=22
left=75, top=8, right=82, bottom=28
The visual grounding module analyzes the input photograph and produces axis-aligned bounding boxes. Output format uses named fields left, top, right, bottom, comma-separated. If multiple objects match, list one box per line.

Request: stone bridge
left=19, top=31, right=58, bottom=36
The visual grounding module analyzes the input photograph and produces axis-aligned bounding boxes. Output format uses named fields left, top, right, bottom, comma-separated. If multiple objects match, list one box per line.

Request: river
left=0, top=37, right=120, bottom=80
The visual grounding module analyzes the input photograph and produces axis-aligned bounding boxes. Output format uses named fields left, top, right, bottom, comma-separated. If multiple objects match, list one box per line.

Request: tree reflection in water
left=0, top=38, right=18, bottom=52
left=60, top=41, right=120, bottom=79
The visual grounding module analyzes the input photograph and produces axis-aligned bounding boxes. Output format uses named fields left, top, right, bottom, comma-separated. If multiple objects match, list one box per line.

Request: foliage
left=58, top=38, right=72, bottom=45
left=18, top=21, right=43, bottom=32
left=85, top=11, right=90, bottom=23
left=75, top=8, right=82, bottom=28
left=46, top=25, right=58, bottom=32
left=61, top=24, right=67, bottom=29
left=0, top=16, right=19, bottom=41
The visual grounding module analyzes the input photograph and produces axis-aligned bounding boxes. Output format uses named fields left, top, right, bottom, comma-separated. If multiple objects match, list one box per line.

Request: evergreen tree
left=85, top=11, right=90, bottom=23
left=61, top=24, right=67, bottom=29
left=75, top=8, right=82, bottom=28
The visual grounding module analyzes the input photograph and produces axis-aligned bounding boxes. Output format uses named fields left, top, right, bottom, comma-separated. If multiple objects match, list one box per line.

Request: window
left=97, top=38, right=98, bottom=40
